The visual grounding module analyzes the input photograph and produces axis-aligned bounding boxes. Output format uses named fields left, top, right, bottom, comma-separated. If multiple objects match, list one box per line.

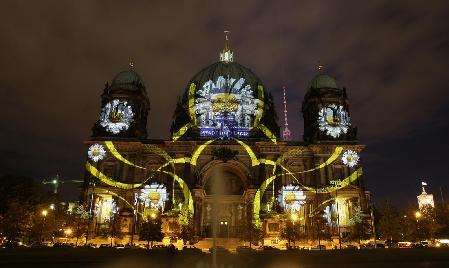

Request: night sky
left=1, top=1, right=449, bottom=207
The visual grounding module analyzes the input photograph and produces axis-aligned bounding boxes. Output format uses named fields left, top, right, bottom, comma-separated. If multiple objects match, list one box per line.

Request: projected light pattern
left=193, top=76, right=259, bottom=139
left=100, top=99, right=134, bottom=134
left=87, top=144, right=106, bottom=162
left=139, top=183, right=168, bottom=211
left=86, top=138, right=362, bottom=227
left=342, top=150, right=360, bottom=167
left=95, top=195, right=118, bottom=223
left=318, top=104, right=351, bottom=138
left=324, top=203, right=337, bottom=224
left=278, top=185, right=306, bottom=212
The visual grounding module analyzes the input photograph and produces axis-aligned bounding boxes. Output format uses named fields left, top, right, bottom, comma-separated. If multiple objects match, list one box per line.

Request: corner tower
left=92, top=62, right=150, bottom=140
left=301, top=68, right=357, bottom=143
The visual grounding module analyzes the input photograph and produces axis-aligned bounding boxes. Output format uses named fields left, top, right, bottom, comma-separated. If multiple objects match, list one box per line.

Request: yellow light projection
left=257, top=124, right=277, bottom=144
left=105, top=141, right=146, bottom=169
left=172, top=123, right=194, bottom=141
left=86, top=162, right=143, bottom=189
left=87, top=136, right=361, bottom=229
left=190, top=139, right=216, bottom=166
left=302, top=167, right=363, bottom=193
left=161, top=171, right=194, bottom=223
left=212, top=93, right=238, bottom=113
left=251, top=147, right=355, bottom=225
left=188, top=83, right=197, bottom=125
left=172, top=83, right=198, bottom=141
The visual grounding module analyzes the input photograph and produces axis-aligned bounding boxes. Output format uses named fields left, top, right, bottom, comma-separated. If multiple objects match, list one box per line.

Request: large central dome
left=170, top=35, right=279, bottom=142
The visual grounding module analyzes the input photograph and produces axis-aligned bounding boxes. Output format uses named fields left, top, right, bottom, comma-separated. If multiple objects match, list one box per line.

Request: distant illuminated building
left=417, top=181, right=434, bottom=209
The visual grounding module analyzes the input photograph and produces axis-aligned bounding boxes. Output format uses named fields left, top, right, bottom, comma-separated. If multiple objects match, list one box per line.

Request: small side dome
left=309, top=74, right=340, bottom=89
left=111, top=70, right=145, bottom=86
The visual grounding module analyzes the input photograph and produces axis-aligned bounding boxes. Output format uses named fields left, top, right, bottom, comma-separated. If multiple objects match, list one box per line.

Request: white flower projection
left=318, top=104, right=351, bottom=138
left=342, top=150, right=360, bottom=167
left=193, top=76, right=259, bottom=138
left=139, top=183, right=168, bottom=211
left=87, top=144, right=106, bottom=162
left=277, top=185, right=306, bottom=212
left=99, top=99, right=134, bottom=134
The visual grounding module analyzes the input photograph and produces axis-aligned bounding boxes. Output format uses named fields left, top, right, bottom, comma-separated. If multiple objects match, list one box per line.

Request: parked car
left=151, top=245, right=170, bottom=251
left=3, top=241, right=28, bottom=248
left=99, top=244, right=113, bottom=248
left=236, top=245, right=256, bottom=253
left=114, top=244, right=125, bottom=249
left=287, top=246, right=304, bottom=251
left=209, top=246, right=230, bottom=254
left=398, top=242, right=413, bottom=248
left=53, top=242, right=73, bottom=248
left=385, top=239, right=399, bottom=248
left=260, top=246, right=280, bottom=251
left=85, top=243, right=97, bottom=248
left=436, top=239, right=449, bottom=248
left=183, top=245, right=202, bottom=253
left=345, top=244, right=358, bottom=249
left=310, top=245, right=326, bottom=250
left=124, top=244, right=142, bottom=249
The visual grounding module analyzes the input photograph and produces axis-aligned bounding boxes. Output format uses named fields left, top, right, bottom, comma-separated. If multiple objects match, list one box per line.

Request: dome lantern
left=219, top=31, right=233, bottom=63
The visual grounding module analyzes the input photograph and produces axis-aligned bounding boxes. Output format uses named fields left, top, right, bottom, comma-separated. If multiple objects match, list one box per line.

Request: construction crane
left=42, top=174, right=84, bottom=194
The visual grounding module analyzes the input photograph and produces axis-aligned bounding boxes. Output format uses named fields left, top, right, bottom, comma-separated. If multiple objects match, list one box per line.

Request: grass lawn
left=1, top=248, right=449, bottom=268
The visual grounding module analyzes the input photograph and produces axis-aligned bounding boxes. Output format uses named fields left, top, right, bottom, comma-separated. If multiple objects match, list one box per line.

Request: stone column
left=192, top=188, right=205, bottom=240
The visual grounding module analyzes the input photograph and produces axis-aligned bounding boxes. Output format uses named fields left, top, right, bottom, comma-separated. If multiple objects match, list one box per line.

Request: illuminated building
left=417, top=182, right=435, bottom=209
left=82, top=33, right=370, bottom=246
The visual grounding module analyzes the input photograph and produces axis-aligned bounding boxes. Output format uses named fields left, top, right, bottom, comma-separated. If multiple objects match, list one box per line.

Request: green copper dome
left=111, top=70, right=145, bottom=86
left=188, top=61, right=263, bottom=95
left=309, top=74, right=340, bottom=89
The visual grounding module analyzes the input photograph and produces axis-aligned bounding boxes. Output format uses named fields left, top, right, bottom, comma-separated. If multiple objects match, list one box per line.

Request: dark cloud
left=1, top=0, right=448, bottom=206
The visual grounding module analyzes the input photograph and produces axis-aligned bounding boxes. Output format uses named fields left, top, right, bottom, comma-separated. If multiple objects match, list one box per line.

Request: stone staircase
left=195, top=238, right=243, bottom=252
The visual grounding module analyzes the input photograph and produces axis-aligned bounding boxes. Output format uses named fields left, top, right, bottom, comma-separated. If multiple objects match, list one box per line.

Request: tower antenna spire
left=220, top=30, right=233, bottom=63
left=129, top=58, right=135, bottom=69
left=282, top=86, right=291, bottom=141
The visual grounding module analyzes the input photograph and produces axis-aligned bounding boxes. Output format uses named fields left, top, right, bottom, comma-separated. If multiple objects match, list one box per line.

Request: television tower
left=282, top=86, right=291, bottom=141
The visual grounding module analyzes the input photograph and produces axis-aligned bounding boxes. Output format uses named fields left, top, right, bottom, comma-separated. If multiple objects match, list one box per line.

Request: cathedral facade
left=83, top=36, right=370, bottom=246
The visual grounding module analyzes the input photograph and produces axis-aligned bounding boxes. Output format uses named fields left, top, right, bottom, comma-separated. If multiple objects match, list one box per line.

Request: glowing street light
left=150, top=213, right=157, bottom=219
left=50, top=204, right=55, bottom=210
left=64, top=228, right=72, bottom=237
left=415, top=211, right=422, bottom=219
left=41, top=210, right=48, bottom=217
left=291, top=213, right=298, bottom=222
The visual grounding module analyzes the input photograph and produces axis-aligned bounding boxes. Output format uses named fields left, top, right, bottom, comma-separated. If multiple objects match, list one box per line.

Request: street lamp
left=41, top=210, right=48, bottom=217
left=40, top=210, right=48, bottom=243
left=64, top=228, right=72, bottom=237
left=291, top=213, right=298, bottom=222
left=415, top=211, right=422, bottom=219
left=150, top=212, right=157, bottom=219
